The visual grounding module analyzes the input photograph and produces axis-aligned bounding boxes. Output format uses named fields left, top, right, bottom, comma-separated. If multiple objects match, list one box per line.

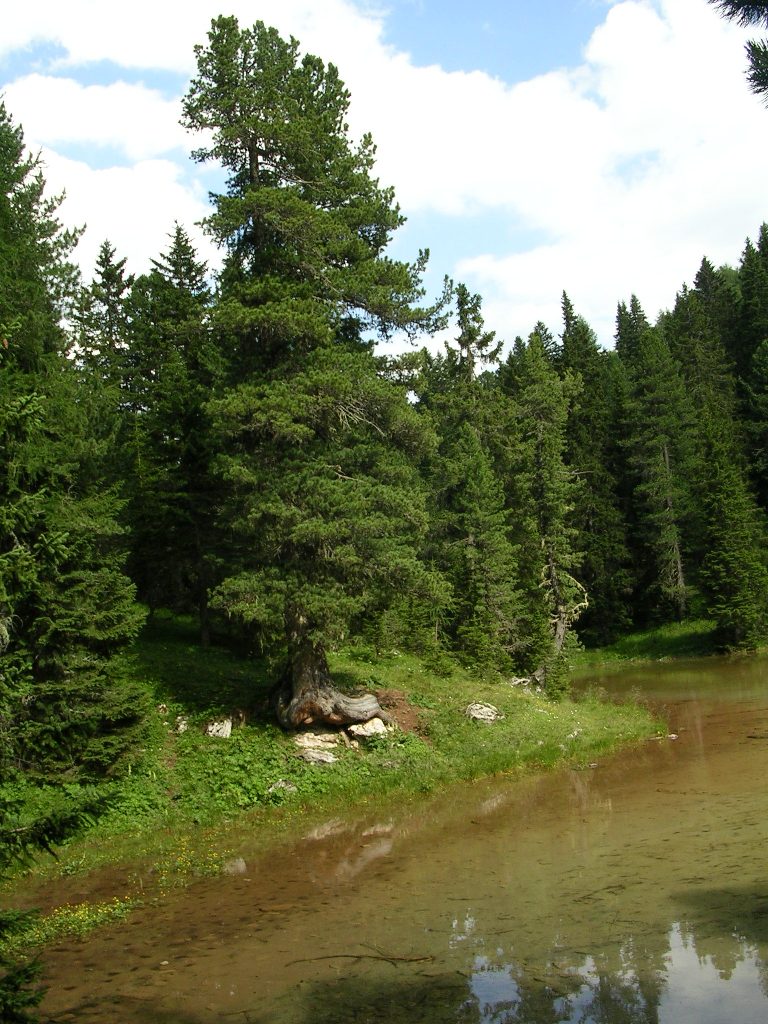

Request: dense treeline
left=4, top=15, right=768, bottom=753
left=3, top=11, right=768, bottom=854
left=4, top=15, right=768, bottom=1015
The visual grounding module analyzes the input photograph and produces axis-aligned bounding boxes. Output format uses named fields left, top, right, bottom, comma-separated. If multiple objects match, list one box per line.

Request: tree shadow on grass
left=132, top=614, right=273, bottom=716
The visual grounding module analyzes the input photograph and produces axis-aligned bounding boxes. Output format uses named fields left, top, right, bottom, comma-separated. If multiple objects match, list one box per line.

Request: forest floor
left=2, top=615, right=667, bottom=957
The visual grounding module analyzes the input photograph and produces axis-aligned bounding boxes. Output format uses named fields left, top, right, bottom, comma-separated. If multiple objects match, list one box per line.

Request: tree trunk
left=273, top=610, right=391, bottom=730
left=530, top=558, right=588, bottom=689
left=198, top=590, right=211, bottom=649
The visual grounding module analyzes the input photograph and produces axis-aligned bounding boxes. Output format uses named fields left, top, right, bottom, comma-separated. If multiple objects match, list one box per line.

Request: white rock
left=508, top=677, right=530, bottom=687
left=174, top=715, right=189, bottom=734
left=268, top=779, right=298, bottom=794
left=465, top=702, right=504, bottom=723
left=347, top=717, right=388, bottom=738
left=205, top=717, right=232, bottom=738
left=298, top=748, right=337, bottom=765
left=293, top=731, right=340, bottom=749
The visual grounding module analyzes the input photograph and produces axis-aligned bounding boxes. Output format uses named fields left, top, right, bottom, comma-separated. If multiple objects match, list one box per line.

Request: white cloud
left=3, top=0, right=768, bottom=344
left=4, top=75, right=188, bottom=160
left=0, top=0, right=385, bottom=74
left=38, top=150, right=218, bottom=278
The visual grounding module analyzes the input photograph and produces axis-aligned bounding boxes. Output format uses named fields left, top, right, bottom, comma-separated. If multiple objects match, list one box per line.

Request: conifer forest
left=4, top=11, right=768, bottom=1016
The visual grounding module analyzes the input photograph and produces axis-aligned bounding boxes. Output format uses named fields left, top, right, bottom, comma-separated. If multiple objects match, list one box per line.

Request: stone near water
left=268, top=779, right=298, bottom=794
left=222, top=857, right=248, bottom=876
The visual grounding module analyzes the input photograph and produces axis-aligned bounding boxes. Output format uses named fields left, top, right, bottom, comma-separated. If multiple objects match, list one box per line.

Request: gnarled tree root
left=274, top=681, right=392, bottom=731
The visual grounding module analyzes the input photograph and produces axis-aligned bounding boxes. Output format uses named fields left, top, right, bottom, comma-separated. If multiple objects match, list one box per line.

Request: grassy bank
left=573, top=618, right=720, bottom=668
left=2, top=616, right=662, bottom=954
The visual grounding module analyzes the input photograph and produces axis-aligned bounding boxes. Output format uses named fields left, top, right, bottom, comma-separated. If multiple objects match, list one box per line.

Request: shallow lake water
left=38, top=656, right=768, bottom=1023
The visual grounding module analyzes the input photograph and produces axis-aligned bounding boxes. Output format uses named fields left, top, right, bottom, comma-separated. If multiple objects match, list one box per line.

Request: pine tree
left=210, top=347, right=444, bottom=726
left=733, top=235, right=768, bottom=386
left=441, top=423, right=524, bottom=669
left=699, top=436, right=768, bottom=648
left=709, top=2, right=768, bottom=96
left=75, top=240, right=134, bottom=395
left=692, top=257, right=741, bottom=353
left=451, top=282, right=502, bottom=381
left=182, top=18, right=447, bottom=726
left=614, top=294, right=649, bottom=364
left=622, top=326, right=701, bottom=622
left=502, top=328, right=585, bottom=691
left=125, top=225, right=222, bottom=642
left=661, top=284, right=740, bottom=449
left=559, top=295, right=632, bottom=643
left=0, top=103, right=145, bottom=781
left=744, top=337, right=768, bottom=506
left=415, top=289, right=524, bottom=672
left=0, top=101, right=145, bottom=1021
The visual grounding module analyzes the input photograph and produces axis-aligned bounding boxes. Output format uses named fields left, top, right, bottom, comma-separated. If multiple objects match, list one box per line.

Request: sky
left=2, top=0, right=768, bottom=349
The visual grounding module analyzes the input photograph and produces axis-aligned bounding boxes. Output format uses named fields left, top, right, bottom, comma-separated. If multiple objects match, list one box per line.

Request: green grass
left=0, top=898, right=137, bottom=958
left=573, top=618, right=719, bottom=668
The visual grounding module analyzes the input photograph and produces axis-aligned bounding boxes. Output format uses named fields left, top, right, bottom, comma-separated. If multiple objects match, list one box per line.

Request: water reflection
left=38, top=655, right=768, bottom=1024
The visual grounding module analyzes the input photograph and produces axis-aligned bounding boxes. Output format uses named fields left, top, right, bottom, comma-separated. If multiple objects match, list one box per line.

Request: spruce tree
left=125, top=225, right=222, bottom=642
left=744, top=337, right=768, bottom=506
left=0, top=101, right=145, bottom=1020
left=416, top=288, right=524, bottom=672
left=501, top=328, right=585, bottom=690
left=614, top=294, right=650, bottom=365
left=734, top=235, right=768, bottom=386
left=0, top=103, right=145, bottom=781
left=699, top=436, right=768, bottom=648
left=560, top=295, right=632, bottom=643
left=621, top=326, right=700, bottom=622
left=75, top=240, right=134, bottom=397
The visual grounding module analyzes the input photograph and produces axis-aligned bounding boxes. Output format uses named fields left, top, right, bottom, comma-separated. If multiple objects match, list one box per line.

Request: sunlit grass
left=0, top=897, right=137, bottom=958
left=573, top=618, right=719, bottom=668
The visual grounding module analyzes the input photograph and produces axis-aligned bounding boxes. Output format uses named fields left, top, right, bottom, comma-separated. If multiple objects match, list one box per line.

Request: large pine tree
left=182, top=18, right=447, bottom=727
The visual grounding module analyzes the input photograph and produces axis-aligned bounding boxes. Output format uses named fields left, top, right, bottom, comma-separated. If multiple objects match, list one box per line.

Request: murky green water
left=39, top=656, right=768, bottom=1023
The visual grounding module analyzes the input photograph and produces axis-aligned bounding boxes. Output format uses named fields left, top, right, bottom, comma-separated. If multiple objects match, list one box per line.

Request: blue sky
left=381, top=0, right=607, bottom=79
left=2, top=0, right=767, bottom=348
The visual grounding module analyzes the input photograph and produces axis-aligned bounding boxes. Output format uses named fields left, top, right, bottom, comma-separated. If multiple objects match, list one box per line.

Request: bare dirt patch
left=374, top=688, right=424, bottom=734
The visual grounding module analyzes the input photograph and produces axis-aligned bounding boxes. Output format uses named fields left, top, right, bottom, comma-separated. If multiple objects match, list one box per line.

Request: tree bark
left=274, top=610, right=391, bottom=730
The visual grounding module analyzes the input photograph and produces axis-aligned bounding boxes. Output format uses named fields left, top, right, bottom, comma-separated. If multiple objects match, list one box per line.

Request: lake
left=39, top=655, right=768, bottom=1023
